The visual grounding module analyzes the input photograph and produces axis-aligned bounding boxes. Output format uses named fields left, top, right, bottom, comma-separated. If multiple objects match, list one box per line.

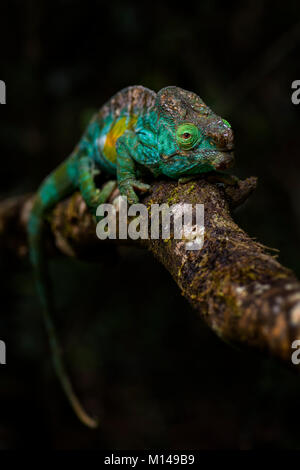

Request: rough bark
left=1, top=177, right=300, bottom=365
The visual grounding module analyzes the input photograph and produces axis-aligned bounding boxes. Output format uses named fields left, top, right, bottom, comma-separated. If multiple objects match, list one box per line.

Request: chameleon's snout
left=215, top=151, right=235, bottom=170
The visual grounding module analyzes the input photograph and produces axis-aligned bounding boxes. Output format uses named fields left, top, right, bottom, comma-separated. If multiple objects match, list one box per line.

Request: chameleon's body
left=28, top=86, right=235, bottom=427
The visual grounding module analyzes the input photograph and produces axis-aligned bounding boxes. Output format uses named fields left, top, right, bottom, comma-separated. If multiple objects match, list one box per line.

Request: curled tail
left=27, top=163, right=98, bottom=428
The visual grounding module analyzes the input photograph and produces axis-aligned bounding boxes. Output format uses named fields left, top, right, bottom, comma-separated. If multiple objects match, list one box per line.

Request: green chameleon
left=28, top=86, right=235, bottom=428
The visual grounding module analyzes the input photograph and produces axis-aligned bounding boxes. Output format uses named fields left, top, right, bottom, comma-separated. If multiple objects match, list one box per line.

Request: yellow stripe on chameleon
left=103, top=115, right=138, bottom=162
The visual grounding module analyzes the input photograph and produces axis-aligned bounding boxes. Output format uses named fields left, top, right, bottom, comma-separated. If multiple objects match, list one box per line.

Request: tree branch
left=1, top=177, right=300, bottom=365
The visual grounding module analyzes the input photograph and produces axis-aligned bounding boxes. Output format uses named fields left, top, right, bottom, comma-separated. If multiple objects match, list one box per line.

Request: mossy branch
left=1, top=177, right=300, bottom=365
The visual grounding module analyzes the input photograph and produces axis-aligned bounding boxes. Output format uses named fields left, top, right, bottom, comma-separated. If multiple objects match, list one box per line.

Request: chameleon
left=27, top=85, right=235, bottom=428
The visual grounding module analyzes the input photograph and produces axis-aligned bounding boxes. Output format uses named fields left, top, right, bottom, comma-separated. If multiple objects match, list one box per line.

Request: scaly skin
left=27, top=86, right=235, bottom=427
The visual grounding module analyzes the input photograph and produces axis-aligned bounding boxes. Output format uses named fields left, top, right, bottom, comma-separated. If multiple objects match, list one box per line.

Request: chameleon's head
left=156, top=86, right=234, bottom=178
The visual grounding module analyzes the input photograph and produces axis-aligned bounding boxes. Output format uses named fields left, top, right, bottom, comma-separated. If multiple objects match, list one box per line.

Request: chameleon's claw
left=127, top=189, right=139, bottom=205
left=119, top=183, right=138, bottom=205
left=119, top=179, right=150, bottom=204
left=131, top=180, right=151, bottom=193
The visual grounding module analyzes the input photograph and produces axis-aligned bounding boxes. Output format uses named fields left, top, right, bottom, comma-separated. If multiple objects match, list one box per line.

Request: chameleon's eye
left=176, top=123, right=200, bottom=150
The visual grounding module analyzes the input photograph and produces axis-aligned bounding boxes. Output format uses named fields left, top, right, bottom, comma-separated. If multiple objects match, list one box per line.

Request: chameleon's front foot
left=118, top=179, right=151, bottom=204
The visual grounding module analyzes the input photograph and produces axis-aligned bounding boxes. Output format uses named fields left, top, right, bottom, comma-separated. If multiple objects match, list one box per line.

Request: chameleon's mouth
left=214, top=151, right=235, bottom=170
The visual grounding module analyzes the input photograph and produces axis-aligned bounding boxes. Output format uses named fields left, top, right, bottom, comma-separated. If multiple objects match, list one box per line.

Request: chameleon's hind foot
left=100, top=180, right=118, bottom=201
left=91, top=180, right=118, bottom=222
left=91, top=180, right=117, bottom=207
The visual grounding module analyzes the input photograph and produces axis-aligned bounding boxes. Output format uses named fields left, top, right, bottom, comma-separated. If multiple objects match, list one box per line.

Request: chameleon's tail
left=28, top=173, right=98, bottom=428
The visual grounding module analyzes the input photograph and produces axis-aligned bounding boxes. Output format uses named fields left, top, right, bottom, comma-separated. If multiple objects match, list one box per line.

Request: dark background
left=1, top=0, right=300, bottom=449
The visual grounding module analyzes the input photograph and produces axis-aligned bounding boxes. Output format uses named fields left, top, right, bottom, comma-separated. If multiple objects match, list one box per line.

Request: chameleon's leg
left=116, top=139, right=150, bottom=204
left=77, top=155, right=117, bottom=214
left=28, top=158, right=98, bottom=428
